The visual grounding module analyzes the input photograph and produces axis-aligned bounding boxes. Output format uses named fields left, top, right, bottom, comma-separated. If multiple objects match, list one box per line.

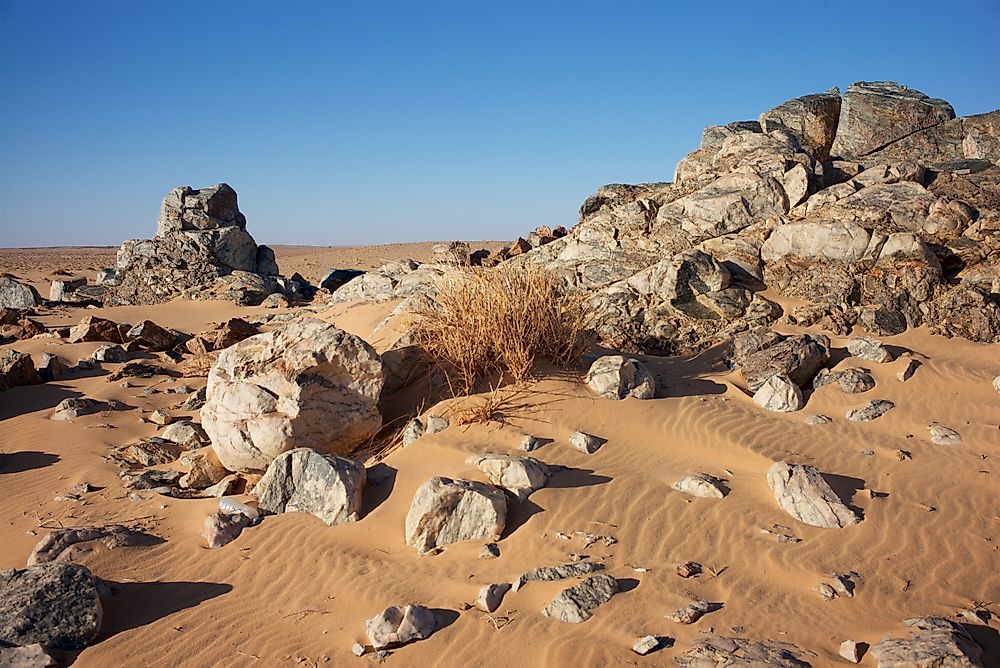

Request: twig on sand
left=236, top=650, right=260, bottom=660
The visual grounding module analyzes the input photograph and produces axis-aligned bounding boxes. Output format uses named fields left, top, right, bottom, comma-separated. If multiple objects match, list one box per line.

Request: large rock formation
left=109, top=184, right=282, bottom=305
left=201, top=318, right=384, bottom=472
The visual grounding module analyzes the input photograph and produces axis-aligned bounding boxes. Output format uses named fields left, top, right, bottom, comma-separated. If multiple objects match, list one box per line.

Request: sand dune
left=1, top=245, right=999, bottom=667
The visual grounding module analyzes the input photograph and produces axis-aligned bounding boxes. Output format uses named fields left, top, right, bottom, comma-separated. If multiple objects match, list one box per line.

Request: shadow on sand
left=0, top=450, right=60, bottom=474
left=94, top=580, right=232, bottom=642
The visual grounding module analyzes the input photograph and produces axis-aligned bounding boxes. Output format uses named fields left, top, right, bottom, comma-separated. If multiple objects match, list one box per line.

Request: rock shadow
left=638, top=345, right=729, bottom=398
left=501, top=499, right=543, bottom=538
left=546, top=467, right=612, bottom=490
left=0, top=384, right=81, bottom=421
left=94, top=580, right=232, bottom=641
left=616, top=577, right=641, bottom=594
left=361, top=464, right=397, bottom=519
left=822, top=473, right=866, bottom=520
left=964, top=623, right=1000, bottom=668
left=0, top=450, right=60, bottom=474
left=431, top=608, right=460, bottom=633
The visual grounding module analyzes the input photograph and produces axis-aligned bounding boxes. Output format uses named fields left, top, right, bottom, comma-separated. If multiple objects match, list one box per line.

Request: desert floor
left=1, top=245, right=999, bottom=667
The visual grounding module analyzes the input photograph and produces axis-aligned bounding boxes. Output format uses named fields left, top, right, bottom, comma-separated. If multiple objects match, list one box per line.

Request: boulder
left=847, top=336, right=894, bottom=363
left=0, top=279, right=42, bottom=309
left=0, top=644, right=57, bottom=667
left=179, top=457, right=228, bottom=490
left=541, top=574, right=618, bottom=623
left=201, top=319, right=384, bottom=472
left=0, top=562, right=102, bottom=650
left=813, top=368, right=875, bottom=394
left=35, top=354, right=66, bottom=383
left=761, top=221, right=872, bottom=264
left=584, top=355, right=655, bottom=400
left=160, top=420, right=210, bottom=448
left=831, top=81, right=956, bottom=160
left=404, top=477, right=507, bottom=555
left=870, top=617, right=984, bottom=668
left=660, top=173, right=788, bottom=242
left=365, top=604, right=436, bottom=650
left=0, top=350, right=40, bottom=392
left=672, top=473, right=727, bottom=498
left=92, top=344, right=127, bottom=363
left=50, top=398, right=103, bottom=421
left=254, top=448, right=366, bottom=525
left=737, top=333, right=830, bottom=391
left=753, top=373, right=804, bottom=412
left=513, top=562, right=605, bottom=591
left=125, top=320, right=175, bottom=351
left=49, top=277, right=87, bottom=302
left=68, top=316, right=124, bottom=344
left=758, top=87, right=842, bottom=161
left=766, top=461, right=861, bottom=528
left=467, top=454, right=550, bottom=501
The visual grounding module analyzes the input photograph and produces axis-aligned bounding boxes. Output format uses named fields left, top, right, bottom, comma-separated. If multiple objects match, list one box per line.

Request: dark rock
left=0, top=563, right=102, bottom=651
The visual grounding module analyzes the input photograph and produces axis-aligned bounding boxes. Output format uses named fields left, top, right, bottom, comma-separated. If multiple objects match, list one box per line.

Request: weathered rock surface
left=568, top=431, right=604, bottom=454
left=365, top=604, right=436, bottom=649
left=467, top=454, right=550, bottom=501
left=541, top=574, right=618, bottom=623
left=92, top=344, right=127, bottom=363
left=0, top=563, right=102, bottom=650
left=870, top=617, right=984, bottom=668
left=201, top=318, right=384, bottom=472
left=475, top=583, right=510, bottom=613
left=928, top=425, right=962, bottom=446
left=401, top=415, right=449, bottom=446
left=847, top=399, right=895, bottom=422
left=202, top=513, right=251, bottom=549
left=0, top=350, right=40, bottom=392
left=404, top=477, right=507, bottom=555
left=666, top=599, right=716, bottom=624
left=513, top=562, right=605, bottom=591
left=0, top=643, right=57, bottom=667
left=735, top=333, right=830, bottom=391
left=847, top=336, right=894, bottom=363
left=813, top=367, right=875, bottom=394
left=671, top=473, right=727, bottom=498
left=674, top=636, right=810, bottom=667
left=0, top=279, right=42, bottom=310
left=254, top=448, right=366, bottom=525
left=27, top=525, right=156, bottom=565
left=50, top=398, right=104, bottom=421
left=753, top=373, right=804, bottom=412
left=68, top=316, right=125, bottom=344
left=767, top=461, right=861, bottom=528
left=584, top=355, right=656, bottom=400
left=759, top=87, right=842, bottom=161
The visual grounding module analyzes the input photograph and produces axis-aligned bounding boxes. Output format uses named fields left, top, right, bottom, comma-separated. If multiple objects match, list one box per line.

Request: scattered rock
left=202, top=512, right=251, bottom=548
left=401, top=415, right=449, bottom=446
left=675, top=562, right=702, bottom=578
left=479, top=543, right=500, bottom=560
left=513, top=562, right=605, bottom=591
left=674, top=636, right=810, bottom=667
left=475, top=583, right=510, bottom=613
left=870, top=617, right=984, bottom=668
left=179, top=458, right=229, bottom=490
left=541, top=574, right=619, bottom=623
left=27, top=525, right=157, bottom=565
left=92, top=344, right=127, bottom=363
left=201, top=318, right=384, bottom=472
left=897, top=359, right=920, bottom=382
left=0, top=643, right=58, bottom=667
left=666, top=599, right=717, bottom=624
left=632, top=635, right=663, bottom=656
left=365, top=604, right=437, bottom=650
left=107, top=361, right=165, bottom=381
left=928, top=425, right=962, bottom=445
left=814, top=367, right=876, bottom=394
left=846, top=399, right=895, bottom=422
left=149, top=409, right=173, bottom=426
left=0, top=562, right=102, bottom=650
left=584, top=355, right=656, bottom=400
left=0, top=278, right=42, bottom=309
left=818, top=583, right=837, bottom=600
left=68, top=316, right=125, bottom=344
left=520, top=435, right=541, bottom=452
left=111, top=439, right=182, bottom=467
left=672, top=473, right=727, bottom=499
left=160, top=420, right=210, bottom=448
left=568, top=431, right=604, bottom=454
left=806, top=414, right=832, bottom=425
left=36, top=353, right=67, bottom=383
left=737, top=333, right=830, bottom=391
left=125, top=320, right=176, bottom=351
left=467, top=454, right=550, bottom=501
left=840, top=639, right=862, bottom=663
left=767, top=461, right=861, bottom=528
left=847, top=336, right=894, bottom=363
left=0, top=349, right=40, bottom=392
left=254, top=448, right=366, bottom=525
left=51, top=398, right=104, bottom=421
left=404, top=477, right=507, bottom=555
left=753, top=373, right=804, bottom=412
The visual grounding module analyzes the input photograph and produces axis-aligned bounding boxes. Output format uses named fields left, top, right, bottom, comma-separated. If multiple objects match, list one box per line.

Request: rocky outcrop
left=766, top=461, right=860, bottom=528
left=0, top=563, right=102, bottom=651
left=404, top=477, right=507, bottom=555
left=254, top=448, right=366, bottom=525
left=759, top=87, right=842, bottom=161
left=870, top=617, right=984, bottom=668
left=201, top=319, right=384, bottom=472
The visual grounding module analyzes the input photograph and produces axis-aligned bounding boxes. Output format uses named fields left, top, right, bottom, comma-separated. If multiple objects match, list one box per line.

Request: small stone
left=351, top=643, right=365, bottom=657
left=520, top=435, right=541, bottom=452
left=51, top=397, right=104, bottom=421
left=541, top=574, right=618, bottom=623
left=666, top=600, right=716, bottom=624
left=928, top=425, right=962, bottom=445
left=202, top=512, right=251, bottom=548
left=365, top=604, right=436, bottom=649
left=831, top=574, right=854, bottom=597
left=476, top=583, right=510, bottom=613
left=513, top=562, right=604, bottom=591
left=149, top=409, right=173, bottom=426
left=479, top=543, right=500, bottom=559
left=847, top=336, right=894, bottom=363
left=839, top=640, right=861, bottom=663
left=92, top=344, right=127, bottom=363
left=633, top=635, right=661, bottom=655
left=846, top=399, right=895, bottom=422
left=805, top=414, right=832, bottom=425
left=568, top=431, right=603, bottom=454
left=897, top=359, right=919, bottom=381
left=753, top=373, right=804, bottom=412
left=675, top=562, right=702, bottom=578
left=818, top=583, right=836, bottom=600
left=401, top=415, right=449, bottom=446
left=672, top=473, right=727, bottom=499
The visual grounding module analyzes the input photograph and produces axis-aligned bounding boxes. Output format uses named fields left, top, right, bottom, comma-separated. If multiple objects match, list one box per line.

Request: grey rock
left=35, top=354, right=66, bottom=383
left=632, top=635, right=662, bottom=656
left=0, top=350, right=40, bottom=392
left=0, top=278, right=42, bottom=309
left=928, top=425, right=962, bottom=445
left=847, top=336, right=894, bottom=363
left=767, top=461, right=861, bottom=528
left=49, top=277, right=87, bottom=302
left=401, top=415, right=449, bottom=447
left=109, top=439, right=182, bottom=467
left=761, top=220, right=872, bottom=264
left=92, top=344, right=127, bottom=363
left=753, top=373, right=804, bottom=412
left=818, top=583, right=837, bottom=600
left=671, top=473, right=727, bottom=499
left=255, top=448, right=366, bottom=525
left=365, top=604, right=436, bottom=649
left=738, top=333, right=830, bottom=391
left=319, top=269, right=365, bottom=292
left=125, top=320, right=176, bottom=351
left=50, top=398, right=104, bottom=421
left=870, top=617, right=984, bottom=668
left=160, top=420, right=210, bottom=448
left=520, top=435, right=541, bottom=452
left=28, top=525, right=157, bottom=565
left=541, top=573, right=618, bottom=623
left=805, top=414, right=832, bottom=425
left=467, top=454, right=549, bottom=501
left=585, top=355, right=656, bottom=400
left=513, top=562, right=605, bottom=591
left=840, top=639, right=862, bottom=663
left=813, top=367, right=875, bottom=394
left=675, top=636, right=810, bottom=667
left=95, top=268, right=117, bottom=285
left=475, top=583, right=510, bottom=613
left=0, top=562, right=102, bottom=650
left=847, top=399, right=895, bottom=422
left=404, top=477, right=507, bottom=555
left=758, top=87, right=842, bottom=161
left=897, top=359, right=920, bottom=382
left=568, top=431, right=604, bottom=454
left=0, top=643, right=57, bottom=667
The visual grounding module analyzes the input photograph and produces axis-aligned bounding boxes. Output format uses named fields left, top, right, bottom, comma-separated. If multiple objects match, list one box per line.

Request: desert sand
left=1, top=244, right=998, bottom=667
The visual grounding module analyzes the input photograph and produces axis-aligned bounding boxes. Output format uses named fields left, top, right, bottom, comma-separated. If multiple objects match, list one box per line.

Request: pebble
left=818, top=583, right=836, bottom=600
left=839, top=639, right=861, bottom=663
left=632, top=635, right=660, bottom=655
left=351, top=643, right=365, bottom=657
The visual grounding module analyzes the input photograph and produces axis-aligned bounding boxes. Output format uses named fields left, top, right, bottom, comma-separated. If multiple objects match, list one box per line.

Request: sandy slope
left=1, top=247, right=999, bottom=667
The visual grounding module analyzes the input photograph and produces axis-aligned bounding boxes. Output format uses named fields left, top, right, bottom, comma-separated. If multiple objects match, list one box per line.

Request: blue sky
left=1, top=1, right=999, bottom=247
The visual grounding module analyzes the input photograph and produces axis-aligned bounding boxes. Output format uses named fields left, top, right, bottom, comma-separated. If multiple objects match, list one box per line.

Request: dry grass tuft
left=412, top=264, right=593, bottom=394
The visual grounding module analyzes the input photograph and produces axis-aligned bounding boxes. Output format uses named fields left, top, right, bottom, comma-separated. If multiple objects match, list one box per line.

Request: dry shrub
left=413, top=263, right=592, bottom=393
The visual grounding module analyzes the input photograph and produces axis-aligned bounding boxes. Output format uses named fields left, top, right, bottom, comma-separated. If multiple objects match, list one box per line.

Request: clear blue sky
left=1, top=0, right=999, bottom=248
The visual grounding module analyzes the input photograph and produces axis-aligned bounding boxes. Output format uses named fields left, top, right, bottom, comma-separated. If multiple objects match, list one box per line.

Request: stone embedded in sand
left=0, top=562, right=102, bottom=651
left=479, top=543, right=501, bottom=559
left=467, top=454, right=549, bottom=501
left=0, top=278, right=42, bottom=309
left=541, top=573, right=618, bottom=623
left=994, top=375, right=1000, bottom=394
left=27, top=525, right=157, bottom=566
left=36, top=353, right=67, bottom=383
left=666, top=599, right=717, bottom=624
left=840, top=639, right=862, bottom=663
left=513, top=562, right=605, bottom=591
left=738, top=333, right=830, bottom=392
left=365, top=604, right=437, bottom=649
left=201, top=318, right=384, bottom=473
left=68, top=316, right=125, bottom=344
left=928, top=425, right=962, bottom=445
left=112, top=439, right=183, bottom=467
left=846, top=399, right=895, bottom=422
left=569, top=431, right=604, bottom=454
left=805, top=414, right=832, bottom=425
left=475, top=583, right=510, bottom=613
left=870, top=617, right=984, bottom=668
left=401, top=415, right=449, bottom=446
left=847, top=336, right=894, bottom=363
left=404, top=477, right=507, bottom=555
left=897, top=359, right=920, bottom=382
left=160, top=420, right=210, bottom=448
left=202, top=513, right=251, bottom=548
left=632, top=635, right=662, bottom=656
left=107, top=361, right=164, bottom=381
left=92, top=344, right=127, bottom=363
left=753, top=373, right=804, bottom=412
left=0, top=349, right=40, bottom=392
left=254, top=448, right=366, bottom=526
left=674, top=636, right=810, bottom=667
left=125, top=320, right=176, bottom=351
left=767, top=461, right=860, bottom=528
left=814, top=367, right=876, bottom=394
left=51, top=397, right=104, bottom=421
left=671, top=473, right=727, bottom=499
left=584, top=355, right=656, bottom=400
left=149, top=409, right=173, bottom=426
